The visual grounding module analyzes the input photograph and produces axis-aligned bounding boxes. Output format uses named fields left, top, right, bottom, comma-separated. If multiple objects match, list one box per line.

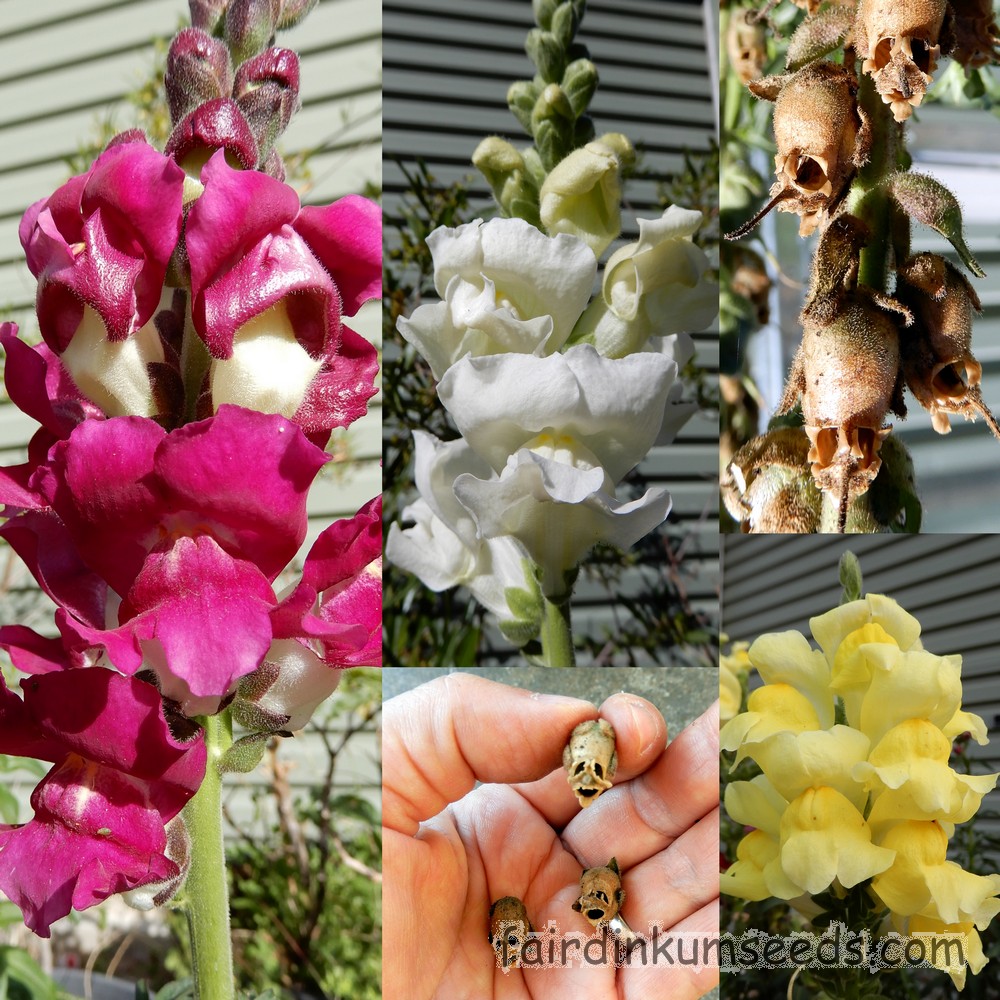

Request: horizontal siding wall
left=722, top=535, right=1000, bottom=862
left=384, top=0, right=719, bottom=664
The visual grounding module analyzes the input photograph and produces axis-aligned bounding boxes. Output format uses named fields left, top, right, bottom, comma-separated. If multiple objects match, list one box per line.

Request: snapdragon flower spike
left=186, top=151, right=381, bottom=441
left=19, top=137, right=184, bottom=354
left=0, top=406, right=327, bottom=715
left=0, top=668, right=206, bottom=936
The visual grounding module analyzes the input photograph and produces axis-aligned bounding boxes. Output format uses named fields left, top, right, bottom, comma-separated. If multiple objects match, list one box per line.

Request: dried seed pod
left=563, top=719, right=617, bottom=808
left=572, top=858, right=625, bottom=928
left=949, top=0, right=1000, bottom=68
left=731, top=63, right=869, bottom=239
left=856, top=0, right=947, bottom=121
left=489, top=896, right=533, bottom=968
left=896, top=253, right=1000, bottom=439
left=727, top=8, right=766, bottom=84
left=722, top=428, right=823, bottom=533
left=780, top=291, right=908, bottom=530
left=729, top=245, right=771, bottom=326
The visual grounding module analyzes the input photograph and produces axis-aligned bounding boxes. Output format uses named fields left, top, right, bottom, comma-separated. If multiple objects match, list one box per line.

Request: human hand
left=383, top=673, right=719, bottom=1000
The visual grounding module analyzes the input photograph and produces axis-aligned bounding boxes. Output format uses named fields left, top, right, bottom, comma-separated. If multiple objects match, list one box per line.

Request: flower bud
left=165, top=97, right=258, bottom=176
left=233, top=47, right=300, bottom=160
left=472, top=137, right=540, bottom=226
left=507, top=79, right=540, bottom=133
left=525, top=28, right=565, bottom=83
left=739, top=63, right=868, bottom=239
left=539, top=134, right=632, bottom=255
left=889, top=172, right=985, bottom=277
left=165, top=28, right=234, bottom=126
left=276, top=0, right=318, bottom=30
left=561, top=58, right=598, bottom=116
left=896, top=253, right=1000, bottom=439
left=189, top=0, right=228, bottom=34
left=856, top=0, right=947, bottom=121
left=225, top=0, right=280, bottom=65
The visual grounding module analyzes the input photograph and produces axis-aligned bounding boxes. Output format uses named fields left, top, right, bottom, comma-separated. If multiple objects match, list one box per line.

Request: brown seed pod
left=855, top=0, right=947, bottom=121
left=730, top=63, right=870, bottom=239
left=780, top=290, right=908, bottom=531
left=572, top=858, right=625, bottom=928
left=722, top=428, right=823, bottom=533
left=727, top=7, right=767, bottom=84
left=489, top=896, right=533, bottom=968
left=729, top=245, right=772, bottom=326
left=896, top=253, right=1000, bottom=439
left=948, top=0, right=1000, bottom=68
left=563, top=719, right=617, bottom=808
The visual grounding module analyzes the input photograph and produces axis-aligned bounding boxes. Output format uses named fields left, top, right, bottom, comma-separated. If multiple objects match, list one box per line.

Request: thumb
left=383, top=672, right=596, bottom=835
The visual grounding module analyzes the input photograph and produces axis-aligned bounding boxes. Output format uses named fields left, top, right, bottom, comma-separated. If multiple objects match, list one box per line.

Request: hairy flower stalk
left=720, top=564, right=1000, bottom=992
left=387, top=0, right=717, bottom=664
left=0, top=0, right=381, bottom=986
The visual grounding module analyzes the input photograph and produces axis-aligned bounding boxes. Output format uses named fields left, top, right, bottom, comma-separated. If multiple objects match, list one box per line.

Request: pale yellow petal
left=748, top=630, right=835, bottom=728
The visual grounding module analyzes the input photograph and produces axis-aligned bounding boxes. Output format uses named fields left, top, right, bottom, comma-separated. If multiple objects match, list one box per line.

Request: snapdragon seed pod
left=563, top=718, right=617, bottom=807
left=572, top=858, right=625, bottom=928
left=729, top=63, right=868, bottom=239
left=856, top=0, right=947, bottom=121
left=727, top=8, right=766, bottom=84
left=949, top=0, right=1000, bottom=68
left=489, top=896, right=533, bottom=968
left=896, top=253, right=1000, bottom=439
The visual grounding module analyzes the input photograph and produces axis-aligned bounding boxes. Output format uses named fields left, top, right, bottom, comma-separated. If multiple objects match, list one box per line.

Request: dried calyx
left=563, top=718, right=617, bottom=808
left=572, top=857, right=625, bottom=927
left=728, top=62, right=869, bottom=239
left=489, top=896, right=533, bottom=968
left=896, top=253, right=1000, bottom=439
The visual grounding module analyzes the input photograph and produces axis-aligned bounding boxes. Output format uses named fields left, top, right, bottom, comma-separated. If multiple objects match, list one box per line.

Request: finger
left=562, top=701, right=719, bottom=868
left=383, top=673, right=596, bottom=835
left=619, top=898, right=720, bottom=1000
left=622, top=807, right=720, bottom=933
left=511, top=692, right=668, bottom=828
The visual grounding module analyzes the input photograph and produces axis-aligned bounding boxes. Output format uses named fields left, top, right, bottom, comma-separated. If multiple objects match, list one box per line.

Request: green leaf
left=838, top=551, right=863, bottom=605
left=0, top=945, right=58, bottom=1000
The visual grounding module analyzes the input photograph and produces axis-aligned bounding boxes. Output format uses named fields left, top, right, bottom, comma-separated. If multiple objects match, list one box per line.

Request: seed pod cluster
left=723, top=2, right=999, bottom=533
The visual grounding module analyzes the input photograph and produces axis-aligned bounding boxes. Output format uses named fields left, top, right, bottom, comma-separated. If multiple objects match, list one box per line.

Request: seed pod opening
left=562, top=718, right=617, bottom=808
left=896, top=253, right=1000, bottom=439
left=489, top=895, right=533, bottom=968
left=856, top=0, right=947, bottom=121
left=572, top=858, right=625, bottom=928
left=739, top=63, right=868, bottom=238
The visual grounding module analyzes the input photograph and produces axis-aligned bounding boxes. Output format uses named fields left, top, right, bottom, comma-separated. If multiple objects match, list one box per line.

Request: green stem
left=183, top=711, right=235, bottom=1000
left=540, top=594, right=575, bottom=666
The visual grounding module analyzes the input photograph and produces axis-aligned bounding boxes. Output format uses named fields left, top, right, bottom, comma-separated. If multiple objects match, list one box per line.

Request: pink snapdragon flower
left=240, top=495, right=382, bottom=730
left=0, top=406, right=339, bottom=715
left=0, top=668, right=206, bottom=936
left=186, top=151, right=381, bottom=441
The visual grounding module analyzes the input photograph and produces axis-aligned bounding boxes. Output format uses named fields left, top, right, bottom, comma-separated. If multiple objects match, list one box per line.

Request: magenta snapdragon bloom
left=0, top=406, right=339, bottom=715
left=16, top=137, right=381, bottom=439
left=0, top=668, right=206, bottom=936
left=186, top=151, right=381, bottom=442
left=240, top=495, right=382, bottom=730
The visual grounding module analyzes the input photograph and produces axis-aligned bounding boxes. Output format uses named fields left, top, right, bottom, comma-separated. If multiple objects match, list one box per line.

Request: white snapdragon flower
left=396, top=217, right=597, bottom=379
left=384, top=431, right=531, bottom=620
left=572, top=207, right=718, bottom=358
